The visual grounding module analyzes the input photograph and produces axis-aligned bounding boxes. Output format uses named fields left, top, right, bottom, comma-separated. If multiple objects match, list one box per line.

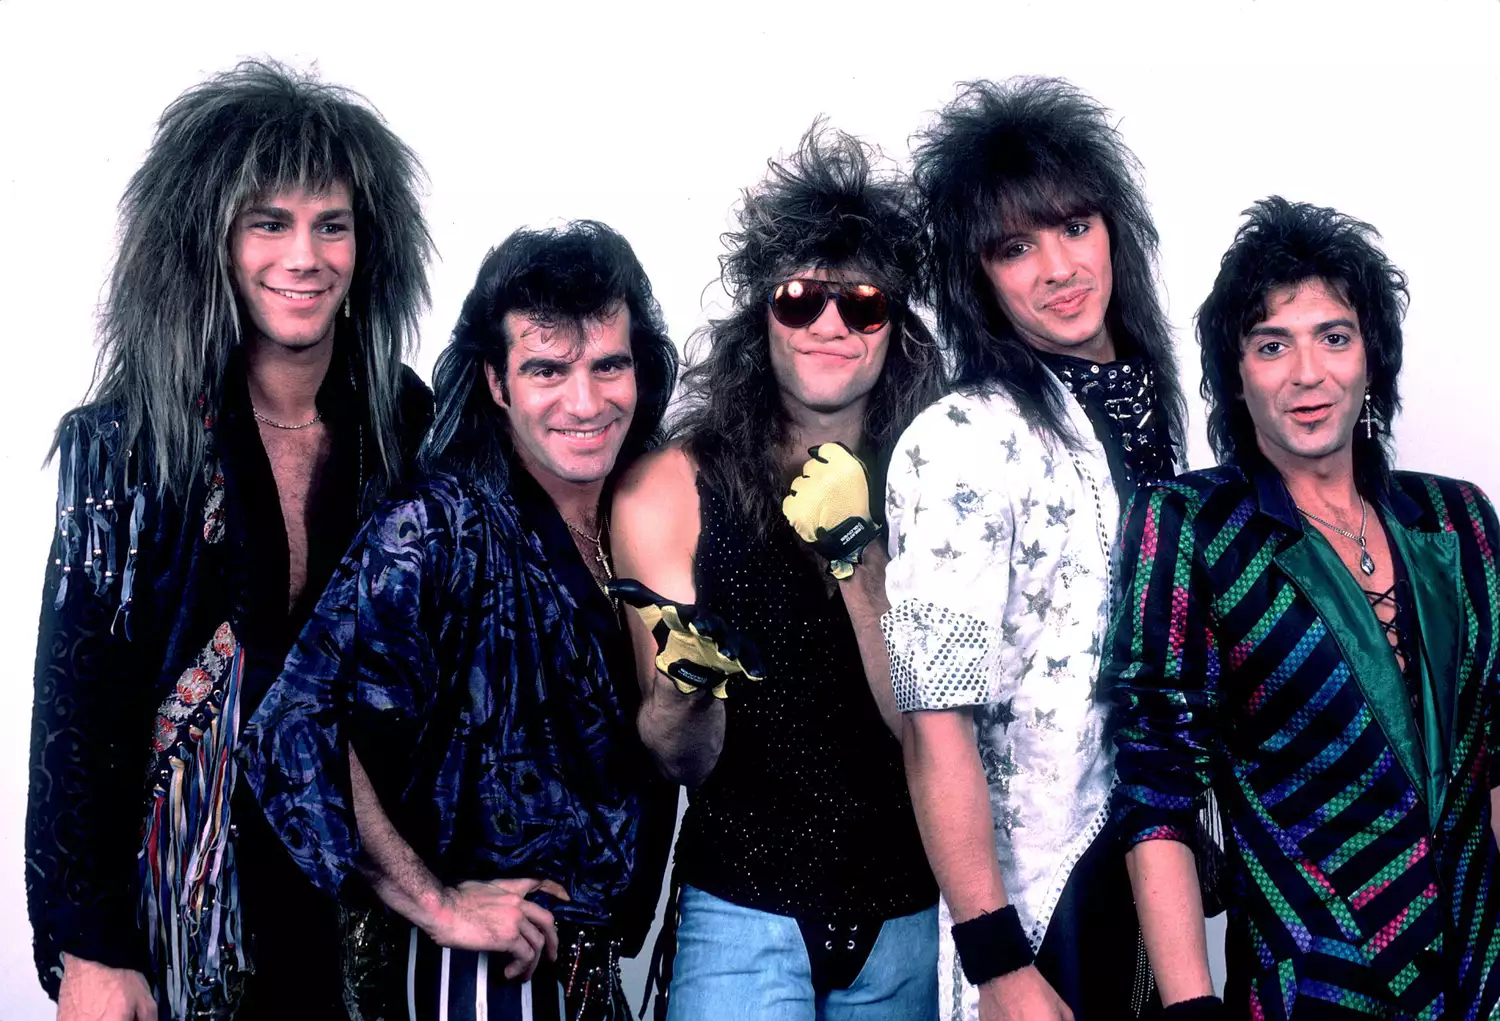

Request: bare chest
left=1309, top=518, right=1403, bottom=666
left=258, top=423, right=334, bottom=609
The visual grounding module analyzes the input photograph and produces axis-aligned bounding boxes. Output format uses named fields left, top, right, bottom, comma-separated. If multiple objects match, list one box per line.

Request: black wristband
left=1162, top=995, right=1225, bottom=1019
left=950, top=905, right=1034, bottom=986
left=812, top=515, right=880, bottom=563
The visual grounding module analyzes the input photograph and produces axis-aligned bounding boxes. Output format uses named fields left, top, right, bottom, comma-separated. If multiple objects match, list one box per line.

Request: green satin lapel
left=1275, top=534, right=1430, bottom=821
left=1381, top=513, right=1463, bottom=802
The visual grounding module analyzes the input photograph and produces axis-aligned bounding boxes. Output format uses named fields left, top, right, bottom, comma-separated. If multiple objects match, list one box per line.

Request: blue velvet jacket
left=243, top=466, right=670, bottom=943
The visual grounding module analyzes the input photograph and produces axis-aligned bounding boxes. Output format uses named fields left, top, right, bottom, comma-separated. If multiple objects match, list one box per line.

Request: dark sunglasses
left=767, top=279, right=891, bottom=334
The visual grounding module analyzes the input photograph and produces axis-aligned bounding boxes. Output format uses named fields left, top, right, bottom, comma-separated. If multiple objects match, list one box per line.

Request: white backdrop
left=1, top=0, right=1497, bottom=1016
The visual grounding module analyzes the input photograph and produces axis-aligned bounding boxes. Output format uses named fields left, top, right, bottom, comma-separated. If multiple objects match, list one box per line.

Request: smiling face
left=229, top=182, right=356, bottom=353
left=1238, top=277, right=1367, bottom=475
left=766, top=267, right=892, bottom=418
left=484, top=307, right=637, bottom=486
left=981, top=212, right=1114, bottom=361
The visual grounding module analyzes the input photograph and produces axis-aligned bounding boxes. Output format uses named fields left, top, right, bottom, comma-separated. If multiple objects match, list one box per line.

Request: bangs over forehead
left=229, top=106, right=369, bottom=211
left=502, top=302, right=629, bottom=362
left=773, top=258, right=884, bottom=284
left=751, top=208, right=907, bottom=295
left=1237, top=275, right=1356, bottom=338
left=976, top=164, right=1103, bottom=257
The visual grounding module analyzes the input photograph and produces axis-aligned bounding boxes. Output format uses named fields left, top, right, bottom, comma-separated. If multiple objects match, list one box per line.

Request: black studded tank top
left=673, top=475, right=938, bottom=923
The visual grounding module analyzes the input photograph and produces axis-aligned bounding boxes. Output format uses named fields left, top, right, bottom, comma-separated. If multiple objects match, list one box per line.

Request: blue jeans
left=667, top=886, right=938, bottom=1021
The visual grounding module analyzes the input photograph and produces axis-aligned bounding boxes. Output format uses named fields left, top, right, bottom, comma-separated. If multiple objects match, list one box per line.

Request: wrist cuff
left=1162, top=995, right=1225, bottom=1019
left=951, top=905, right=1034, bottom=986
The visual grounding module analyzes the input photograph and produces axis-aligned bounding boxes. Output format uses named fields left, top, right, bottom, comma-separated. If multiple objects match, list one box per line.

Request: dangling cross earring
left=343, top=296, right=351, bottom=319
left=1361, top=392, right=1374, bottom=439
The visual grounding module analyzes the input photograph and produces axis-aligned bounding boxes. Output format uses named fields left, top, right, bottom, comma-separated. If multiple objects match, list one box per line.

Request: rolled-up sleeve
left=1105, top=484, right=1221, bottom=847
left=881, top=400, right=1015, bottom=712
left=242, top=494, right=446, bottom=899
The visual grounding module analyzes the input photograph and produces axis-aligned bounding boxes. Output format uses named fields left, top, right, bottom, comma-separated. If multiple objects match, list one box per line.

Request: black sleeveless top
left=674, top=477, right=938, bottom=923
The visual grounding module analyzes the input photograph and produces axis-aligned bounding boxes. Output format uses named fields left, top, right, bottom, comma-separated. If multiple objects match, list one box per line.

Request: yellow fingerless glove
left=607, top=578, right=764, bottom=699
left=782, top=442, right=881, bottom=579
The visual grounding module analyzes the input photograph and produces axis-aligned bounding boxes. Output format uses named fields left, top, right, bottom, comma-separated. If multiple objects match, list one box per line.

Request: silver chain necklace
left=252, top=406, right=323, bottom=431
left=1299, top=497, right=1376, bottom=576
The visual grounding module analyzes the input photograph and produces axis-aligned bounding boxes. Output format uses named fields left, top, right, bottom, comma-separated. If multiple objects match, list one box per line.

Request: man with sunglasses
left=883, top=78, right=1188, bottom=1020
left=610, top=127, right=946, bottom=1019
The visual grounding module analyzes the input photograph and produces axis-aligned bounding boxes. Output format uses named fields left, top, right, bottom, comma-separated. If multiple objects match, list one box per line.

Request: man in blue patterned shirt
left=245, top=221, right=679, bottom=1021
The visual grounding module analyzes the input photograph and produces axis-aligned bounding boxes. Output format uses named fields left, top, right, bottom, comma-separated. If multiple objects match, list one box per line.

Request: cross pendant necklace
left=562, top=515, right=614, bottom=582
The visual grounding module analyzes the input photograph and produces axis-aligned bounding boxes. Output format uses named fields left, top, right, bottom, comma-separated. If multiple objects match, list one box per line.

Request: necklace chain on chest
left=252, top=406, right=323, bottom=430
left=563, top=515, right=614, bottom=583
left=1299, top=497, right=1377, bottom=576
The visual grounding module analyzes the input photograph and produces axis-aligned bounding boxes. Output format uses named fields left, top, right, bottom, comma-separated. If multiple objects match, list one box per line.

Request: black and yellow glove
left=607, top=578, right=765, bottom=699
left=782, top=442, right=881, bottom=580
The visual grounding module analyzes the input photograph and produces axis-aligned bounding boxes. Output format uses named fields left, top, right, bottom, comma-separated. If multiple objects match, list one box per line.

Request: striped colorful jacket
left=1106, top=464, right=1500, bottom=1020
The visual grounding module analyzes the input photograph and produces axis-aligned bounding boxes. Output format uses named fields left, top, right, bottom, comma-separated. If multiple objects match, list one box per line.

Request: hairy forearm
left=348, top=747, right=447, bottom=933
left=839, top=549, right=901, bottom=737
left=1126, top=839, right=1214, bottom=1005
left=638, top=678, right=725, bottom=786
left=902, top=710, right=1008, bottom=920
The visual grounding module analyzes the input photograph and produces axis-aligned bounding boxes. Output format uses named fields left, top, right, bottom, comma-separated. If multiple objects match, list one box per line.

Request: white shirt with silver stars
left=881, top=382, right=1123, bottom=1021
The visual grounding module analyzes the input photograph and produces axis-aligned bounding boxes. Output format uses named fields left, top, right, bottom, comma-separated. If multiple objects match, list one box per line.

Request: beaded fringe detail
left=53, top=416, right=144, bottom=637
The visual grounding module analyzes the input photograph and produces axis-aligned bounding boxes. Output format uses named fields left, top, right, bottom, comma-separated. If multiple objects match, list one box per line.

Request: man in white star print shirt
left=886, top=78, right=1188, bottom=1021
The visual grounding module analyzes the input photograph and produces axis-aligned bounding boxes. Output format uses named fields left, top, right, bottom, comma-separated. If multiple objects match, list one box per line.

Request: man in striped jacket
left=1107, top=197, right=1500, bottom=1019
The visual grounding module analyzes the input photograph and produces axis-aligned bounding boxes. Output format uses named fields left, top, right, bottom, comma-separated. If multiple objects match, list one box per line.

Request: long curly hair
left=673, top=124, right=947, bottom=537
left=421, top=220, right=678, bottom=487
left=1198, top=196, right=1408, bottom=494
left=913, top=77, right=1185, bottom=453
left=61, top=59, right=433, bottom=497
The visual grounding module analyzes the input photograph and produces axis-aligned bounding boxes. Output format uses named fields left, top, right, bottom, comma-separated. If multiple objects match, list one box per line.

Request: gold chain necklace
left=562, top=515, right=613, bottom=582
left=252, top=405, right=323, bottom=430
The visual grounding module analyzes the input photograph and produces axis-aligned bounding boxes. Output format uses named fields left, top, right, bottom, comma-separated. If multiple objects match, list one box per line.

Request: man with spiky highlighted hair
left=610, top=126, right=945, bottom=1019
left=26, top=62, right=434, bottom=1019
left=888, top=77, right=1186, bottom=1020
left=1106, top=198, right=1500, bottom=1019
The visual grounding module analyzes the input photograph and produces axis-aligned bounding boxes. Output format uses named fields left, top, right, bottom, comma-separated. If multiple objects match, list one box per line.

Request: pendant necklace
left=1299, top=497, right=1377, bottom=576
left=562, top=514, right=614, bottom=586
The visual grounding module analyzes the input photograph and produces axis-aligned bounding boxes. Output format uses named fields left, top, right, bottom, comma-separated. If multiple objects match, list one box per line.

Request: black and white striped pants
left=404, top=926, right=565, bottom=1021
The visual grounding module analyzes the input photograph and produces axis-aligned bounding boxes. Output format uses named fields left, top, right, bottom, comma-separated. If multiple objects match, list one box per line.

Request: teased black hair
left=913, top=76, right=1185, bottom=453
left=1197, top=196, right=1408, bottom=493
left=421, top=220, right=677, bottom=486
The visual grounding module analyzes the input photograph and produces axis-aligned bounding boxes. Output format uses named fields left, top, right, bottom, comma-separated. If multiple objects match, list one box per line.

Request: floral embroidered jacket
left=1107, top=465, right=1500, bottom=1020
